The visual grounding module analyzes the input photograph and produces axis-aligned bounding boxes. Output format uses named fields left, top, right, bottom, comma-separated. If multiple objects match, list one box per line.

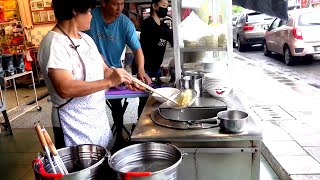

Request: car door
left=233, top=15, right=244, bottom=44
left=265, top=18, right=281, bottom=52
left=274, top=20, right=289, bottom=54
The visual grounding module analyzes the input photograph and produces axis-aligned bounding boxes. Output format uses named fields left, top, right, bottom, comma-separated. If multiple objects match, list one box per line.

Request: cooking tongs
left=35, top=122, right=69, bottom=174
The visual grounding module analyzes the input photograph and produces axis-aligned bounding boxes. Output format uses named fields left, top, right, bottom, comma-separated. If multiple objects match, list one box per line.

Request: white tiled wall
left=28, top=24, right=54, bottom=45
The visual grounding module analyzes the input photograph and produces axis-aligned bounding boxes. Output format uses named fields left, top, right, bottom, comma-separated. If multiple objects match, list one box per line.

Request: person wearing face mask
left=133, top=0, right=173, bottom=117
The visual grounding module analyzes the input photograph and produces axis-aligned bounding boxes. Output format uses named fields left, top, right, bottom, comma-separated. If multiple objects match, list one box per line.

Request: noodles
left=176, top=89, right=193, bottom=107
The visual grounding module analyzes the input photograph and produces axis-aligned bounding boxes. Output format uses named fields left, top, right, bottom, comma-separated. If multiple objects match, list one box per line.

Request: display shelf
left=4, top=71, right=32, bottom=81
left=172, top=0, right=233, bottom=85
left=0, top=20, right=26, bottom=54
left=181, top=46, right=227, bottom=52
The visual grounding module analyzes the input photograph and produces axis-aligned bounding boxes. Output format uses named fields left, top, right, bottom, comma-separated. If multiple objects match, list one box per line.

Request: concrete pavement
left=233, top=54, right=320, bottom=180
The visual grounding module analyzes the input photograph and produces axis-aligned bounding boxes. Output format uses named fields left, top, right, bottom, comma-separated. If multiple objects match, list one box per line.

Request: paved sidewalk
left=233, top=55, right=320, bottom=180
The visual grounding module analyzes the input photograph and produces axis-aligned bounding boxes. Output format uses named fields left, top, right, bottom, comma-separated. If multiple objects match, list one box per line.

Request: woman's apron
left=55, top=29, right=112, bottom=148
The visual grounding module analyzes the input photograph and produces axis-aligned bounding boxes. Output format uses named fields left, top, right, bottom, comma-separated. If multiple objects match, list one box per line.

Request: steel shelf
left=181, top=47, right=227, bottom=52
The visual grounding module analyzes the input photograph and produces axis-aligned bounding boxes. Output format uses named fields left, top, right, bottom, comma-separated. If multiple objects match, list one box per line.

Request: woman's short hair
left=52, top=0, right=97, bottom=22
left=150, top=0, right=162, bottom=14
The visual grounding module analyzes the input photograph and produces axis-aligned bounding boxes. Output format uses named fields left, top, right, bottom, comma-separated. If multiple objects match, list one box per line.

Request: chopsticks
left=42, top=127, right=69, bottom=174
left=35, top=122, right=69, bottom=175
left=35, top=123, right=57, bottom=174
left=110, top=66, right=179, bottom=105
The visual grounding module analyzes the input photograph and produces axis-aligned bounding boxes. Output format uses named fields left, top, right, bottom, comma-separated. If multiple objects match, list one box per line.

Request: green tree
left=232, top=5, right=243, bottom=14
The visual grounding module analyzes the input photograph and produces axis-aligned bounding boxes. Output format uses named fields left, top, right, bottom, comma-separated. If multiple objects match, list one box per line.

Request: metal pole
left=12, top=79, right=19, bottom=106
left=31, top=71, right=39, bottom=107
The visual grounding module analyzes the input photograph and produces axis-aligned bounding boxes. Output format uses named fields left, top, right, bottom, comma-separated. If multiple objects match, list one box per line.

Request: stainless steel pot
left=33, top=144, right=111, bottom=180
left=218, top=110, right=248, bottom=133
left=109, top=142, right=182, bottom=180
left=180, top=75, right=202, bottom=97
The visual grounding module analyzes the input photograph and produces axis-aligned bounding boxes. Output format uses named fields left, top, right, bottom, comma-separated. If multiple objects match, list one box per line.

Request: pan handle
left=187, top=117, right=219, bottom=124
left=32, top=158, right=64, bottom=179
left=124, top=172, right=152, bottom=180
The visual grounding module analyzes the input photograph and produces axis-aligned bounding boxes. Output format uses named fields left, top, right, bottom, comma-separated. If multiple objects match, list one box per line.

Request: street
left=234, top=46, right=320, bottom=89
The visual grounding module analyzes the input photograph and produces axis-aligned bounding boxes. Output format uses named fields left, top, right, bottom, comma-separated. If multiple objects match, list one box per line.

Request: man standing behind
left=85, top=0, right=151, bottom=147
left=86, top=0, right=149, bottom=83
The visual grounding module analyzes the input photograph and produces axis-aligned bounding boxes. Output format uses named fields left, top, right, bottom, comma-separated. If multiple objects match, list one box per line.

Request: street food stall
left=129, top=0, right=262, bottom=179
left=30, top=0, right=288, bottom=179
left=128, top=0, right=288, bottom=179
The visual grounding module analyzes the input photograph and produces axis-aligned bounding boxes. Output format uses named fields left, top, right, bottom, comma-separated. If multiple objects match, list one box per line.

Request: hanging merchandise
left=0, top=0, right=18, bottom=22
left=0, top=6, right=4, bottom=22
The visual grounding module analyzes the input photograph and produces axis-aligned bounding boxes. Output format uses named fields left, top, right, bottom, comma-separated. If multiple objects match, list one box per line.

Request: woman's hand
left=108, top=68, right=132, bottom=87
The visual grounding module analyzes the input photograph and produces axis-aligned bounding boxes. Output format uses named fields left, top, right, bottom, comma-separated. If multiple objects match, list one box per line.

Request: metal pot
left=218, top=110, right=248, bottom=133
left=33, top=144, right=111, bottom=180
left=109, top=142, right=182, bottom=180
left=180, top=75, right=202, bottom=97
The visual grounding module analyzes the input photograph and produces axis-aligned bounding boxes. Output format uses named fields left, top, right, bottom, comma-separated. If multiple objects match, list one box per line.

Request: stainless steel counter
left=130, top=92, right=262, bottom=180
left=131, top=92, right=262, bottom=142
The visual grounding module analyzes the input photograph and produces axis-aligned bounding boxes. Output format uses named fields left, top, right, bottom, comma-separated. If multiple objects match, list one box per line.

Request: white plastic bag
left=178, top=11, right=211, bottom=47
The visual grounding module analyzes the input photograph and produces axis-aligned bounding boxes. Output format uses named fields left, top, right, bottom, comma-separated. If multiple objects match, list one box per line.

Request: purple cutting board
left=106, top=84, right=162, bottom=95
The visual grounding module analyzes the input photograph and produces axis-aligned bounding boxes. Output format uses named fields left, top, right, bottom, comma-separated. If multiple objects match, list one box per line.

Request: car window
left=236, top=15, right=244, bottom=25
left=246, top=12, right=271, bottom=23
left=270, top=18, right=281, bottom=30
left=232, top=16, right=238, bottom=21
left=299, top=11, right=320, bottom=26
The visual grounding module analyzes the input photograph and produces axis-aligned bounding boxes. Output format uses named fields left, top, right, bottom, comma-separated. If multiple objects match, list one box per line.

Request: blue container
left=2, top=54, right=15, bottom=76
left=13, top=53, right=25, bottom=73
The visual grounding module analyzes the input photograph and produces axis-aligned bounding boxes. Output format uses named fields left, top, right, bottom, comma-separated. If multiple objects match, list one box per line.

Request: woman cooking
left=38, top=0, right=138, bottom=149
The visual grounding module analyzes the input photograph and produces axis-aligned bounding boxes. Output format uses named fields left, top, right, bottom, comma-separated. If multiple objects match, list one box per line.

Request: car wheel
left=233, top=40, right=237, bottom=48
left=284, top=46, right=295, bottom=66
left=237, top=37, right=246, bottom=52
left=263, top=41, right=271, bottom=56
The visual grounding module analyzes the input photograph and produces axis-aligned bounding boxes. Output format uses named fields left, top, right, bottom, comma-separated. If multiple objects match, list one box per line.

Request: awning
left=233, top=0, right=288, bottom=20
